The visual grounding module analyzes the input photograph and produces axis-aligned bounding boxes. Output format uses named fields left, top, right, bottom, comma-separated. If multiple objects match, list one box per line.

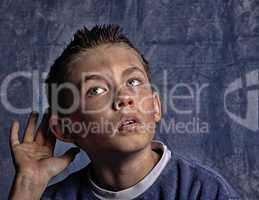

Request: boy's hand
left=9, top=110, right=80, bottom=200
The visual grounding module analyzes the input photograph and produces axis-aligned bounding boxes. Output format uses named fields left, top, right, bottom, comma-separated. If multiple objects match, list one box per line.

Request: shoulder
left=164, top=151, right=240, bottom=199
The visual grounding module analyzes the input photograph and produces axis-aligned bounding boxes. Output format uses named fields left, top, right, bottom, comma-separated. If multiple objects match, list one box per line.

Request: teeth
left=125, top=121, right=132, bottom=125
left=123, top=120, right=134, bottom=126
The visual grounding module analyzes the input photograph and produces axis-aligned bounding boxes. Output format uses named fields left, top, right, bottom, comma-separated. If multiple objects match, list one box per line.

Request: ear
left=152, top=91, right=162, bottom=122
left=49, top=114, right=75, bottom=143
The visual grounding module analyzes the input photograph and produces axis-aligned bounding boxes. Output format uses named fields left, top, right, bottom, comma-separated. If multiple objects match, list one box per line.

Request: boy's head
left=45, top=24, right=162, bottom=157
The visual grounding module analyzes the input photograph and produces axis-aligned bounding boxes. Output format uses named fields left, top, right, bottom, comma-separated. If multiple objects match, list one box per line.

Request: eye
left=87, top=87, right=106, bottom=96
left=127, top=78, right=142, bottom=87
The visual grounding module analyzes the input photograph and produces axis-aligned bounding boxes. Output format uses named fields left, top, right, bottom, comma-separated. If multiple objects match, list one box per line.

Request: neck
left=88, top=144, right=161, bottom=191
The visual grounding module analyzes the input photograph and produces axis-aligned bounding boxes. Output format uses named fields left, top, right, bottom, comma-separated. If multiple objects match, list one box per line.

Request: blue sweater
left=42, top=141, right=239, bottom=200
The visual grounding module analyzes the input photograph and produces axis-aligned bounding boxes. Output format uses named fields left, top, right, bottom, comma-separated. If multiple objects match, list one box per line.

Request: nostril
left=115, top=98, right=134, bottom=110
left=128, top=100, right=133, bottom=105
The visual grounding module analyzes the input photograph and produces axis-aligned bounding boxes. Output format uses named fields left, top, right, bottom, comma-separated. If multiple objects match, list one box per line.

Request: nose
left=113, top=93, right=135, bottom=111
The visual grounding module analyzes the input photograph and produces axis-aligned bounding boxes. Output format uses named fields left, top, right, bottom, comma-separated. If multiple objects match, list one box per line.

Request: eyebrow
left=82, top=66, right=146, bottom=85
left=122, top=66, right=146, bottom=78
left=84, top=74, right=108, bottom=83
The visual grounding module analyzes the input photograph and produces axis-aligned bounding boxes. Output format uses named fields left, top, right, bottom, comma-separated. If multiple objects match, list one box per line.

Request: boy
left=9, top=25, right=239, bottom=200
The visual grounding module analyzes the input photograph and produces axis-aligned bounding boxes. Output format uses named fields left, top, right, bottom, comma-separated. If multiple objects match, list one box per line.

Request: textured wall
left=0, top=0, right=259, bottom=199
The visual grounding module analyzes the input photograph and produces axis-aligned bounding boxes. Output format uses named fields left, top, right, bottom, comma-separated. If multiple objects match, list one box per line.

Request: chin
left=104, top=132, right=154, bottom=153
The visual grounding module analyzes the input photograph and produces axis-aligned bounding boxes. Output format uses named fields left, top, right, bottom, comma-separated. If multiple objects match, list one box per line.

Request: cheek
left=135, top=90, right=155, bottom=115
left=79, top=108, right=115, bottom=130
left=81, top=93, right=112, bottom=112
left=80, top=110, right=111, bottom=124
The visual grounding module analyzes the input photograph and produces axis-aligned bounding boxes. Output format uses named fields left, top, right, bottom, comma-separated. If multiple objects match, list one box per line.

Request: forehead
left=67, top=44, right=146, bottom=83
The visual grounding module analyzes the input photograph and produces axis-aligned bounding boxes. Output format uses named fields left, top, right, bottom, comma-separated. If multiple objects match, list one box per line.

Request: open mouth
left=118, top=116, right=141, bottom=132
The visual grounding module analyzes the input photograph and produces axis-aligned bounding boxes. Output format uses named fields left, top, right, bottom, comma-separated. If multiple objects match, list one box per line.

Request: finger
left=57, top=147, right=80, bottom=167
left=35, top=110, right=56, bottom=153
left=45, top=127, right=56, bottom=154
left=26, top=150, right=51, bottom=160
left=23, top=112, right=38, bottom=142
left=34, top=112, right=49, bottom=145
left=44, top=113, right=57, bottom=152
left=10, top=120, right=20, bottom=147
left=47, top=148, right=80, bottom=176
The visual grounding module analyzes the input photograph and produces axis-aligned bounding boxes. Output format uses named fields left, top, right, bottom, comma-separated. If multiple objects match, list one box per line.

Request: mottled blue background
left=0, top=0, right=259, bottom=199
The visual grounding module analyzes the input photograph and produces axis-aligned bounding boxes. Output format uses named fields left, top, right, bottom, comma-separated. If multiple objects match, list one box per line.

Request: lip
left=117, top=115, right=141, bottom=132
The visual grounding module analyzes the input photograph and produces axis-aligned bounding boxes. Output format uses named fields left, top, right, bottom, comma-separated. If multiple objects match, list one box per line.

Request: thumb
left=47, top=147, right=80, bottom=177
left=59, top=147, right=80, bottom=163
